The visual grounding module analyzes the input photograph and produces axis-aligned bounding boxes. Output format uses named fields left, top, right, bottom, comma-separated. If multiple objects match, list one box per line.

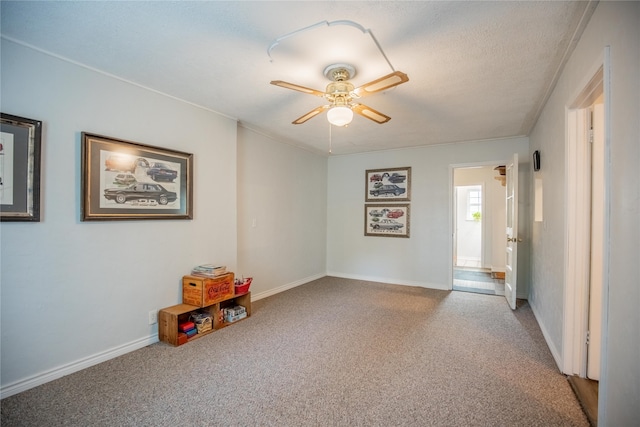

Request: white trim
left=327, top=272, right=448, bottom=291
left=455, top=256, right=481, bottom=263
left=598, top=46, right=612, bottom=424
left=1, top=35, right=237, bottom=121
left=0, top=335, right=158, bottom=399
left=531, top=300, right=563, bottom=371
left=250, top=273, right=325, bottom=301
left=562, top=49, right=612, bottom=427
left=563, top=107, right=592, bottom=376
left=526, top=0, right=599, bottom=134
left=1, top=273, right=326, bottom=398
left=449, top=164, right=456, bottom=290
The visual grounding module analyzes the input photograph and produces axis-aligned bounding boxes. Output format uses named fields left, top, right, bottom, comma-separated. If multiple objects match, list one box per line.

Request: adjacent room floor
left=569, top=376, right=599, bottom=426
left=453, top=266, right=505, bottom=296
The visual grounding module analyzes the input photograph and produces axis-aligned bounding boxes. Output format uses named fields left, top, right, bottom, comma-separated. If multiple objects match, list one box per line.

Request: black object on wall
left=533, top=150, right=541, bottom=171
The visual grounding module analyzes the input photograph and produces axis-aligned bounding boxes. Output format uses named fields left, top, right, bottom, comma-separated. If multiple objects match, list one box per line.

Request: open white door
left=505, top=153, right=518, bottom=310
left=587, top=103, right=605, bottom=380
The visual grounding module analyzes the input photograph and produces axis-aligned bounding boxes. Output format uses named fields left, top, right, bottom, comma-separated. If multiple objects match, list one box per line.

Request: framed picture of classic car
left=365, top=204, right=410, bottom=238
left=365, top=166, right=411, bottom=202
left=81, top=133, right=193, bottom=221
left=1, top=113, right=42, bottom=222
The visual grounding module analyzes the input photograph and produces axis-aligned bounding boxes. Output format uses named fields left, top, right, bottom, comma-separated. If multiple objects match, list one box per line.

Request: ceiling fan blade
left=352, top=104, right=391, bottom=124
left=352, top=71, right=409, bottom=97
left=292, top=105, right=329, bottom=124
left=271, top=80, right=326, bottom=97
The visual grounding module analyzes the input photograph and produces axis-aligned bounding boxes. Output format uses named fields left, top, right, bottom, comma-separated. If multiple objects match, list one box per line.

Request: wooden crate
left=158, top=303, right=211, bottom=346
left=182, top=273, right=234, bottom=307
left=158, top=292, right=252, bottom=346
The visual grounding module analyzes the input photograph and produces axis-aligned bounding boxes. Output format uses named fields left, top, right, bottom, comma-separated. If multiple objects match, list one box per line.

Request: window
left=467, top=188, right=482, bottom=221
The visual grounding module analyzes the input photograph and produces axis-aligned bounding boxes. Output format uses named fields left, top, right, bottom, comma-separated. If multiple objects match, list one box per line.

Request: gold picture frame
left=364, top=204, right=410, bottom=238
left=365, top=166, right=411, bottom=202
left=81, top=132, right=193, bottom=221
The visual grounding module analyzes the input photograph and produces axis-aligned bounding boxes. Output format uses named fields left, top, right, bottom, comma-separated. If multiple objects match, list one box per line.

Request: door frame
left=449, top=161, right=507, bottom=290
left=562, top=48, right=610, bottom=418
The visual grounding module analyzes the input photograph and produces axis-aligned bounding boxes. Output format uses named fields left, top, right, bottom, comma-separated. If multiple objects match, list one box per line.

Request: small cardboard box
left=182, top=273, right=235, bottom=307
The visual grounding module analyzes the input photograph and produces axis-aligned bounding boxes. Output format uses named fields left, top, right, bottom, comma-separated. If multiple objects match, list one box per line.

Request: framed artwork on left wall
left=81, top=133, right=193, bottom=221
left=1, top=113, right=42, bottom=222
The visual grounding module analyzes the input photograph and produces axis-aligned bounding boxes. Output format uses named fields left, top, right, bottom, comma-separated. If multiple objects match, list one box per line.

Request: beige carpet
left=1, top=277, right=588, bottom=426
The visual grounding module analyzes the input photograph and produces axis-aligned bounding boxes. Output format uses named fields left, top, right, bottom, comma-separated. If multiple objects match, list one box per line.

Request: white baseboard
left=456, top=257, right=481, bottom=263
left=0, top=272, right=449, bottom=399
left=326, top=271, right=449, bottom=291
left=2, top=274, right=325, bottom=399
left=0, top=335, right=158, bottom=399
left=249, top=273, right=326, bottom=302
left=530, top=301, right=563, bottom=372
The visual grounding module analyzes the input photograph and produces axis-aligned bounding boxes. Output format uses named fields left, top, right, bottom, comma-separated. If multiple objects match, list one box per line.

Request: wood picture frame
left=81, top=132, right=193, bottom=221
left=1, top=113, right=42, bottom=222
left=365, top=203, right=410, bottom=238
left=365, top=166, right=411, bottom=202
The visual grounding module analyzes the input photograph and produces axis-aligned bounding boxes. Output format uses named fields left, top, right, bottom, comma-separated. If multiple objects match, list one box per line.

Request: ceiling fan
left=270, top=63, right=408, bottom=126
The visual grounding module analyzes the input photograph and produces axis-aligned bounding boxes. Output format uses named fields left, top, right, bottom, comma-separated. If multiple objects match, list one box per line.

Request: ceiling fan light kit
left=271, top=62, right=408, bottom=126
left=327, top=106, right=354, bottom=127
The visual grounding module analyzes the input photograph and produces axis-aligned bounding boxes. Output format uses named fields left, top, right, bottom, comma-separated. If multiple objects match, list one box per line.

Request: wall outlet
left=148, top=309, right=158, bottom=325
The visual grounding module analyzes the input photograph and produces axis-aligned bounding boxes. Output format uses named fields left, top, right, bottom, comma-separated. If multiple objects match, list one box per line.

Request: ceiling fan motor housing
left=325, top=81, right=355, bottom=106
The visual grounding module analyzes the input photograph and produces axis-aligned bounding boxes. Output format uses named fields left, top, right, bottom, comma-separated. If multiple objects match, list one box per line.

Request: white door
left=587, top=103, right=604, bottom=380
left=504, top=154, right=518, bottom=310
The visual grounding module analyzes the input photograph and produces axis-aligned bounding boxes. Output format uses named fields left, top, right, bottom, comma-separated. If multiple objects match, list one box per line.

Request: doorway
left=452, top=165, right=506, bottom=296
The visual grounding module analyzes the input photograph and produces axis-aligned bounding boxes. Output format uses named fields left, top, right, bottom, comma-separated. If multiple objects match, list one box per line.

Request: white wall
left=528, top=2, right=640, bottom=424
left=236, top=127, right=327, bottom=298
left=455, top=185, right=482, bottom=263
left=0, top=40, right=238, bottom=395
left=327, top=137, right=529, bottom=295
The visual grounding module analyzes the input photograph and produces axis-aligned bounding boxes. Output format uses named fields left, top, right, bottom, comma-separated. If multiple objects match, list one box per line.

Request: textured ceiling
left=0, top=1, right=596, bottom=155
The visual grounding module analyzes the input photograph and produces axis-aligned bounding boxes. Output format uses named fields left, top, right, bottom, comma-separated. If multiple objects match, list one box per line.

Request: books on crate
left=179, top=321, right=198, bottom=338
left=191, top=263, right=227, bottom=277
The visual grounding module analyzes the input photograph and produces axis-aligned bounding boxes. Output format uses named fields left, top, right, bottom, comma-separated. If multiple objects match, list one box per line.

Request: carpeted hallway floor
left=0, top=277, right=588, bottom=426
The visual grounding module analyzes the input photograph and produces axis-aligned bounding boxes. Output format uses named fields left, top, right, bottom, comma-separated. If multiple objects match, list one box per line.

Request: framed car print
left=1, top=113, right=42, bottom=222
left=365, top=204, right=410, bottom=238
left=366, top=166, right=411, bottom=202
left=81, top=132, right=193, bottom=221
